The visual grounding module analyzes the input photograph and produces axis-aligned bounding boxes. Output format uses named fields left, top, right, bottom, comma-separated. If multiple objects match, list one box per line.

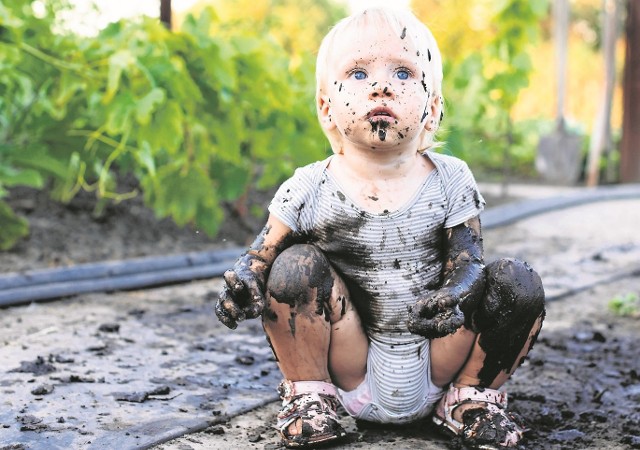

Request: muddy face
left=321, top=25, right=434, bottom=149
left=368, top=118, right=390, bottom=141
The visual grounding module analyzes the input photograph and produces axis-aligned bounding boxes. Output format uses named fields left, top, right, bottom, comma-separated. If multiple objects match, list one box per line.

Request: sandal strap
left=278, top=379, right=338, bottom=402
left=275, top=379, right=346, bottom=447
left=433, top=385, right=523, bottom=447
left=444, top=385, right=508, bottom=409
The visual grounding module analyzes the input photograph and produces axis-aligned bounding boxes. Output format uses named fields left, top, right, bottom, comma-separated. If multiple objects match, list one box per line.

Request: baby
left=216, top=7, right=545, bottom=449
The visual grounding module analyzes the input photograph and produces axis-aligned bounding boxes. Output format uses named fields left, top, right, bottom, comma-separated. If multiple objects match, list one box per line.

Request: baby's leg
left=430, top=258, right=545, bottom=448
left=262, top=244, right=368, bottom=391
left=471, top=258, right=545, bottom=386
left=431, top=257, right=545, bottom=388
left=263, top=244, right=368, bottom=446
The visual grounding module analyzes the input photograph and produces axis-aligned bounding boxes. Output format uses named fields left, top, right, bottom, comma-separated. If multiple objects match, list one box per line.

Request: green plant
left=0, top=0, right=333, bottom=248
left=608, top=292, right=640, bottom=318
left=422, top=0, right=550, bottom=178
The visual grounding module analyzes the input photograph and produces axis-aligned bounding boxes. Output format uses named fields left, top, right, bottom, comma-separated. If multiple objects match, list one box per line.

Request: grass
left=608, top=292, right=640, bottom=318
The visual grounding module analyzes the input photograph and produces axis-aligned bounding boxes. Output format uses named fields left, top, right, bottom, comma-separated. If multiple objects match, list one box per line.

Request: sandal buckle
left=278, top=379, right=296, bottom=401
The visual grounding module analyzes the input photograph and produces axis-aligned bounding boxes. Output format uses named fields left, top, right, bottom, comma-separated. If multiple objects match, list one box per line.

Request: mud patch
left=0, top=288, right=280, bottom=450
left=9, top=356, right=56, bottom=376
left=158, top=313, right=640, bottom=450
left=505, top=320, right=640, bottom=450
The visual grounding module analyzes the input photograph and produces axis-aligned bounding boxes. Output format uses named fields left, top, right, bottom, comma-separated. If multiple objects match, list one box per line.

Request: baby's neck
left=337, top=146, right=423, bottom=181
left=328, top=147, right=433, bottom=215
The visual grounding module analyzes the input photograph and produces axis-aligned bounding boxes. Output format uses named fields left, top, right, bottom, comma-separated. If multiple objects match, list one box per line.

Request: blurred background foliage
left=0, top=0, right=625, bottom=249
left=414, top=0, right=624, bottom=178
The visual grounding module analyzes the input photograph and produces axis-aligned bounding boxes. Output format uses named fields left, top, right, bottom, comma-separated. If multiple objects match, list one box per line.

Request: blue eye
left=351, top=70, right=367, bottom=80
left=396, top=69, right=410, bottom=80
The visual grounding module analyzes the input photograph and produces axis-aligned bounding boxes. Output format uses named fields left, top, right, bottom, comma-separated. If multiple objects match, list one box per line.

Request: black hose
left=0, top=248, right=243, bottom=290
left=1, top=184, right=639, bottom=307
left=0, top=248, right=244, bottom=307
left=481, top=183, right=640, bottom=228
left=0, top=262, right=241, bottom=307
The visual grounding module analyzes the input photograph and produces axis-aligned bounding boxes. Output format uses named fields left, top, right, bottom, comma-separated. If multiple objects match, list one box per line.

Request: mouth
left=366, top=107, right=396, bottom=120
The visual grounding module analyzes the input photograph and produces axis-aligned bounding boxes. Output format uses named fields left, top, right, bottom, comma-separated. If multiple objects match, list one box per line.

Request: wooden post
left=160, top=0, right=172, bottom=30
left=586, top=0, right=619, bottom=186
left=620, top=0, right=640, bottom=182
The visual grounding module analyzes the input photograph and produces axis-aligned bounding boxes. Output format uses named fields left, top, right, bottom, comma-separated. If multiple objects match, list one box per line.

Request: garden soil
left=1, top=185, right=639, bottom=450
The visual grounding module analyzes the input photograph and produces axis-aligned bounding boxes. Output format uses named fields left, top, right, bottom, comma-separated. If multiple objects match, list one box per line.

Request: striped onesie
left=268, top=151, right=485, bottom=424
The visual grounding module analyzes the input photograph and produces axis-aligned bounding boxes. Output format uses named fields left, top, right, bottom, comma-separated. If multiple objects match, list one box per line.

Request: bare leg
left=263, top=244, right=368, bottom=388
left=262, top=244, right=368, bottom=438
left=430, top=258, right=545, bottom=446
left=432, top=258, right=545, bottom=387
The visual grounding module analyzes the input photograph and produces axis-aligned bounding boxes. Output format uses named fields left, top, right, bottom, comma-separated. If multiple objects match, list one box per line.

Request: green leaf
left=105, top=49, right=135, bottom=103
left=212, top=160, right=251, bottom=201
left=1, top=144, right=68, bottom=180
left=0, top=166, right=43, bottom=188
left=105, top=92, right=135, bottom=135
left=512, top=52, right=532, bottom=72
left=529, top=0, right=550, bottom=17
left=53, top=71, right=86, bottom=108
left=0, top=4, right=25, bottom=29
left=136, top=87, right=166, bottom=125
left=134, top=141, right=157, bottom=176
left=149, top=164, right=223, bottom=236
left=0, top=200, right=29, bottom=251
left=138, top=102, right=184, bottom=154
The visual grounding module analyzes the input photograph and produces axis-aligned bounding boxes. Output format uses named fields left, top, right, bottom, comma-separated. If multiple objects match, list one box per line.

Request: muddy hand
left=214, top=268, right=266, bottom=329
left=215, top=284, right=244, bottom=329
left=407, top=289, right=465, bottom=338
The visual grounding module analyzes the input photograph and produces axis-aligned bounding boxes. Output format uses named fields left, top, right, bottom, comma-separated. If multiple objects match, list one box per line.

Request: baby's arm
left=215, top=214, right=296, bottom=329
left=407, top=216, right=486, bottom=339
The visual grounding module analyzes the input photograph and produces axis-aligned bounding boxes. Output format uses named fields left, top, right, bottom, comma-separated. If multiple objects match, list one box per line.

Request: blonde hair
left=315, top=7, right=444, bottom=152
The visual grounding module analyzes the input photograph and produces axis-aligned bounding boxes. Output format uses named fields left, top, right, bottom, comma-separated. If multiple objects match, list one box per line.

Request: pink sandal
left=275, top=380, right=347, bottom=448
left=433, top=384, right=527, bottom=449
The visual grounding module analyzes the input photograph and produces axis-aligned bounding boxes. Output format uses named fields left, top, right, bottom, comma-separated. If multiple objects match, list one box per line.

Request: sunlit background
left=1, top=0, right=636, bottom=248
left=47, top=0, right=627, bottom=146
left=60, top=0, right=411, bottom=35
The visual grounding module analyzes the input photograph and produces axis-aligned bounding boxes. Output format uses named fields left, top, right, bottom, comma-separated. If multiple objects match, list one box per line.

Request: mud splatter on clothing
left=268, top=152, right=485, bottom=421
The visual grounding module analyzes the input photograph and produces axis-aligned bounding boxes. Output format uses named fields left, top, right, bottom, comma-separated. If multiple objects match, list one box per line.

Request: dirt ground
left=1, top=186, right=640, bottom=450
left=0, top=186, right=264, bottom=274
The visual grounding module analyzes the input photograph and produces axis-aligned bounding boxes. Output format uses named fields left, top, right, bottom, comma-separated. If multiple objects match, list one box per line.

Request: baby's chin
left=337, top=128, right=419, bottom=152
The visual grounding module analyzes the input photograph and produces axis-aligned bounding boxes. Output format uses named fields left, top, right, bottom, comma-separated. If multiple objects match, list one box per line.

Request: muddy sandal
left=276, top=380, right=347, bottom=448
left=433, top=384, right=526, bottom=449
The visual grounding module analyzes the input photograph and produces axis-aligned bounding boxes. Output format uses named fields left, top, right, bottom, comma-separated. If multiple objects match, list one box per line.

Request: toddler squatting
left=216, top=7, right=545, bottom=449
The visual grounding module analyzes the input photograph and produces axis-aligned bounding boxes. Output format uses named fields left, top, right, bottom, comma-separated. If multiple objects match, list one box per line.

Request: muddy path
left=1, top=187, right=639, bottom=449
left=154, top=277, right=640, bottom=450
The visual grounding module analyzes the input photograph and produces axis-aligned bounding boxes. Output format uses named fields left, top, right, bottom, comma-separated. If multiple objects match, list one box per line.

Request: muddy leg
left=459, top=258, right=546, bottom=388
left=263, top=244, right=367, bottom=442
left=262, top=244, right=368, bottom=389
left=431, top=258, right=545, bottom=447
left=431, top=258, right=545, bottom=387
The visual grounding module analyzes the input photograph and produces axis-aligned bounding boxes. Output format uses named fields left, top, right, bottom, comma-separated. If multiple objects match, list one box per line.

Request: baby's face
left=322, top=25, right=434, bottom=149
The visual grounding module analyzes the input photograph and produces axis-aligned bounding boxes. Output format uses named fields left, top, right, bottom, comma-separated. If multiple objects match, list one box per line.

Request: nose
left=369, top=82, right=393, bottom=99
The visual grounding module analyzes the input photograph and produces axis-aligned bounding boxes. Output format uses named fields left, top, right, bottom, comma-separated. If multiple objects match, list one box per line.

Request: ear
left=424, top=93, right=441, bottom=132
left=318, top=94, right=336, bottom=131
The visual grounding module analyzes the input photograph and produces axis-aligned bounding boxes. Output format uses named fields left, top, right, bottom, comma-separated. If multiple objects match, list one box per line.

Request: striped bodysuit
left=268, top=151, right=485, bottom=423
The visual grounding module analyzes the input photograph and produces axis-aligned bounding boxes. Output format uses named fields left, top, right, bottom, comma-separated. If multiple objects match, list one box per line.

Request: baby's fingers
left=434, top=291, right=458, bottom=310
left=223, top=270, right=245, bottom=295
left=407, top=306, right=464, bottom=339
left=408, top=297, right=438, bottom=319
left=433, top=307, right=465, bottom=336
left=215, top=288, right=246, bottom=329
left=407, top=314, right=431, bottom=336
left=243, top=281, right=265, bottom=319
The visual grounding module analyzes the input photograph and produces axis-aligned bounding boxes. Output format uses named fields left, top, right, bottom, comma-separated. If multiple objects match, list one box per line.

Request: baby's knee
left=267, top=244, right=334, bottom=309
left=475, top=258, right=545, bottom=329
